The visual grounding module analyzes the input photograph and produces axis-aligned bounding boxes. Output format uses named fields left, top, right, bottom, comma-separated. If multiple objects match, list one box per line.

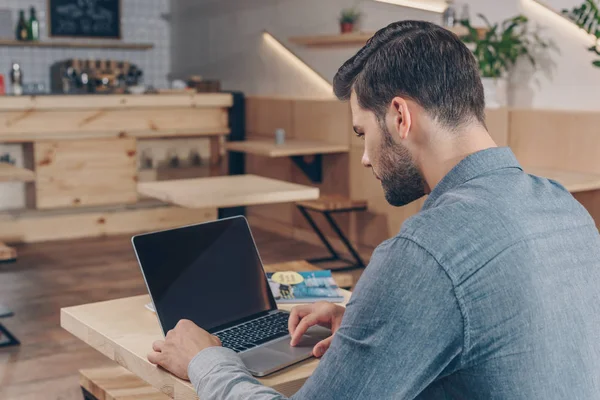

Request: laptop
left=131, top=216, right=331, bottom=377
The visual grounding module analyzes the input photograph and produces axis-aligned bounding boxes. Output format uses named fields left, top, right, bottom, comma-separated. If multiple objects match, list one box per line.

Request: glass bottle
left=10, top=62, right=23, bottom=96
left=15, top=10, right=28, bottom=41
left=28, top=7, right=39, bottom=41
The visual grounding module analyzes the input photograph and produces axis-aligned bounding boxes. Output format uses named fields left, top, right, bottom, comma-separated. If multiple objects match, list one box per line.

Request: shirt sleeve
left=188, top=237, right=464, bottom=400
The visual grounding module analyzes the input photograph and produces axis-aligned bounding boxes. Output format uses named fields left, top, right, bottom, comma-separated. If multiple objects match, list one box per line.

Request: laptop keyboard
left=215, top=312, right=290, bottom=353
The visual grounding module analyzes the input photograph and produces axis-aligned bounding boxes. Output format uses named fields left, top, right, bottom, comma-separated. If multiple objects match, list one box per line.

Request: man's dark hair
left=333, top=20, right=486, bottom=129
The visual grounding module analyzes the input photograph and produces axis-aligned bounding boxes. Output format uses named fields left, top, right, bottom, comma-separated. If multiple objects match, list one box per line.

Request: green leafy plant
left=562, top=0, right=600, bottom=68
left=460, top=14, right=552, bottom=78
left=339, top=8, right=361, bottom=24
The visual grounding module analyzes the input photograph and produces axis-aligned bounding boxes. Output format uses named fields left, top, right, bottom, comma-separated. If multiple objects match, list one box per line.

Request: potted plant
left=339, top=8, right=361, bottom=34
left=562, top=0, right=600, bottom=68
left=459, top=14, right=552, bottom=107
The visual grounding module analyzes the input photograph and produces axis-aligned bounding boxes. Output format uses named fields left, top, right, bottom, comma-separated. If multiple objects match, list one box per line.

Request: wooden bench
left=80, top=366, right=168, bottom=400
left=296, top=196, right=368, bottom=272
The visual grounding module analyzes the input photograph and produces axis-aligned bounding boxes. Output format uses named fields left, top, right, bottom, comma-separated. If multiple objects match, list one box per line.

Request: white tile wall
left=0, top=0, right=171, bottom=90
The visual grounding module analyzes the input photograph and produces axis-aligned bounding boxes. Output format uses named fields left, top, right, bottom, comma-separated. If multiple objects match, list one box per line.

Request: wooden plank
left=0, top=241, right=17, bottom=261
left=509, top=109, right=600, bottom=174
left=226, top=139, right=349, bottom=157
left=292, top=100, right=351, bottom=146
left=0, top=163, right=35, bottom=182
left=138, top=175, right=319, bottom=209
left=0, top=38, right=153, bottom=50
left=0, top=127, right=231, bottom=143
left=0, top=93, right=234, bottom=112
left=245, top=97, right=294, bottom=137
left=33, top=138, right=138, bottom=209
left=0, top=203, right=217, bottom=243
left=0, top=108, right=229, bottom=139
left=61, top=292, right=352, bottom=399
left=80, top=366, right=169, bottom=400
left=288, top=27, right=487, bottom=47
left=264, top=260, right=355, bottom=288
left=526, top=167, right=600, bottom=193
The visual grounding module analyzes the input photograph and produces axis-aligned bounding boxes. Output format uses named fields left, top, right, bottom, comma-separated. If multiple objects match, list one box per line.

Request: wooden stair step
left=80, top=366, right=168, bottom=400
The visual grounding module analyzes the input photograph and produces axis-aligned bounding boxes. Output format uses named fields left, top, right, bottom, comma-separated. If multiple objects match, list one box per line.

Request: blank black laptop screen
left=133, top=217, right=277, bottom=334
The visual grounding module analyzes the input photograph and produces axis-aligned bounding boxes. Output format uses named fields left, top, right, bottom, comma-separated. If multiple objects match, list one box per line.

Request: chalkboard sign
left=49, top=0, right=121, bottom=39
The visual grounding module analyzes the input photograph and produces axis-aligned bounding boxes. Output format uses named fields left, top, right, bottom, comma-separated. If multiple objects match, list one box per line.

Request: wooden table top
left=137, top=174, right=319, bottom=209
left=226, top=139, right=349, bottom=158
left=0, top=163, right=35, bottom=183
left=61, top=291, right=351, bottom=399
left=526, top=167, right=600, bottom=193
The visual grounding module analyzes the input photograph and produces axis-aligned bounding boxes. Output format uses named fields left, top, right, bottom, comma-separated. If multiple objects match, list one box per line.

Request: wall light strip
left=262, top=31, right=334, bottom=95
left=527, top=0, right=597, bottom=43
left=373, top=0, right=446, bottom=13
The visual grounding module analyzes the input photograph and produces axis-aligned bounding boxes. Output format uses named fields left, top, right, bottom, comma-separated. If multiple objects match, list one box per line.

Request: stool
left=296, top=196, right=367, bottom=272
left=80, top=366, right=169, bottom=400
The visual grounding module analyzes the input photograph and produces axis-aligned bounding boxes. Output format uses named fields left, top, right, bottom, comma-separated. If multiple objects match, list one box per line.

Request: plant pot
left=341, top=22, right=355, bottom=34
left=481, top=77, right=507, bottom=108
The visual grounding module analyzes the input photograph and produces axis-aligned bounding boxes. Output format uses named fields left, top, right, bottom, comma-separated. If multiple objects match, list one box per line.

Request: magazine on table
left=266, top=270, right=344, bottom=304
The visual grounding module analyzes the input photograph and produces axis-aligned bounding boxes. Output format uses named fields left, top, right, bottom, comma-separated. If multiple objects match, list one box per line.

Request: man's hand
left=288, top=301, right=345, bottom=358
left=148, top=319, right=221, bottom=380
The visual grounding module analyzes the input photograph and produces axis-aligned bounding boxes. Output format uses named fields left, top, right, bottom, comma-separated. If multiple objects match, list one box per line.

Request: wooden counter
left=0, top=93, right=233, bottom=142
left=0, top=93, right=235, bottom=243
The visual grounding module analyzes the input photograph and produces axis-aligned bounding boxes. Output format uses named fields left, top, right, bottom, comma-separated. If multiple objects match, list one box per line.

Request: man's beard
left=377, top=123, right=426, bottom=207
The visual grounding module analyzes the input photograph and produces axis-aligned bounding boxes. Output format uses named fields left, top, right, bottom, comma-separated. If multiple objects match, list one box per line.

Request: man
left=148, top=21, right=600, bottom=399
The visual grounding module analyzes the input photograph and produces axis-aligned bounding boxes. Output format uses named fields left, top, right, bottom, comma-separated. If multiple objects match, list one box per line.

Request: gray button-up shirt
left=188, top=147, right=600, bottom=399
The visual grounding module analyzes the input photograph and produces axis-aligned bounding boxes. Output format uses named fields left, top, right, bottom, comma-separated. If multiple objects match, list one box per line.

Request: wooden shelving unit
left=289, top=26, right=487, bottom=47
left=0, top=39, right=153, bottom=50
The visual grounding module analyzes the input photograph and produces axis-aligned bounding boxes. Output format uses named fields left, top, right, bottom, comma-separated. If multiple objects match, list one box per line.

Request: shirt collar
left=422, top=147, right=523, bottom=210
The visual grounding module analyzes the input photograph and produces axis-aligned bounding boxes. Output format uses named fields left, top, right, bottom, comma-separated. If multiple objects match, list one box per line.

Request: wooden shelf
left=137, top=174, right=319, bottom=209
left=288, top=26, right=487, bottom=47
left=0, top=163, right=35, bottom=183
left=526, top=167, right=600, bottom=194
left=0, top=39, right=153, bottom=50
left=226, top=139, right=349, bottom=158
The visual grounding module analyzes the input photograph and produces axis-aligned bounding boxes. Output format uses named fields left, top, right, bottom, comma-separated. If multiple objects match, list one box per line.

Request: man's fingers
left=290, top=314, right=320, bottom=346
left=152, top=340, right=164, bottom=352
left=288, top=306, right=312, bottom=335
left=147, top=351, right=164, bottom=365
left=313, top=336, right=333, bottom=358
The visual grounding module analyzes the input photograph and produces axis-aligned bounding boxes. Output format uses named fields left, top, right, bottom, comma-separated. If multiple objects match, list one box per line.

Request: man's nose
left=361, top=151, right=371, bottom=168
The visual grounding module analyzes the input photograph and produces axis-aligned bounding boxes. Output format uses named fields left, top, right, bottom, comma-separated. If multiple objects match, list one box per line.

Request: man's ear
left=389, top=97, right=412, bottom=141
